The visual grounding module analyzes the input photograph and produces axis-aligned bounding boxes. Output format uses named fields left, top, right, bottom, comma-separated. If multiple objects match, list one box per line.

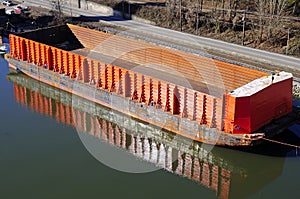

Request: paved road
left=24, top=0, right=300, bottom=72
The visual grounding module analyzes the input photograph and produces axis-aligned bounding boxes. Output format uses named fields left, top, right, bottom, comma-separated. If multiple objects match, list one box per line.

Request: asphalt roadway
left=23, top=0, right=300, bottom=74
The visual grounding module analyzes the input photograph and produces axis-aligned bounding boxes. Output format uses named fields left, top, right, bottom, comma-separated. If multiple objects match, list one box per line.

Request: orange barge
left=6, top=24, right=294, bottom=146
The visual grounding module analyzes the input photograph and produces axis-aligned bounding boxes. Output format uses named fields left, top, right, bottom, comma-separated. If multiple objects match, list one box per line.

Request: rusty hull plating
left=6, top=24, right=293, bottom=146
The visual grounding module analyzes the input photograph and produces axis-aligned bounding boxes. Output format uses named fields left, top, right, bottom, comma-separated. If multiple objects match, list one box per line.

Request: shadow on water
left=229, top=128, right=300, bottom=157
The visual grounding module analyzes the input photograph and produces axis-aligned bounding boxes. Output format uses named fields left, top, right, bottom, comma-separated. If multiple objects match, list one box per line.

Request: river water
left=1, top=56, right=300, bottom=199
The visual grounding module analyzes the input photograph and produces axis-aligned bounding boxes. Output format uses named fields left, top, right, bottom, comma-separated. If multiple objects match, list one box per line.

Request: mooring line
left=262, top=137, right=300, bottom=149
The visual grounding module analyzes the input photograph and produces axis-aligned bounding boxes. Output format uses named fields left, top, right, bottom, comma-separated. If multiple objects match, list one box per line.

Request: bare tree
left=221, top=0, right=225, bottom=19
left=276, top=0, right=289, bottom=23
left=200, top=0, right=203, bottom=11
left=256, top=0, right=266, bottom=42
left=256, top=0, right=289, bottom=43
left=267, top=0, right=276, bottom=39
left=52, top=0, right=62, bottom=16
left=293, top=0, right=300, bottom=14
left=50, top=0, right=65, bottom=24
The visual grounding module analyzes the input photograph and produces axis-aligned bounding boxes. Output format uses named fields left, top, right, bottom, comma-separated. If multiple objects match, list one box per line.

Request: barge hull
left=8, top=57, right=259, bottom=146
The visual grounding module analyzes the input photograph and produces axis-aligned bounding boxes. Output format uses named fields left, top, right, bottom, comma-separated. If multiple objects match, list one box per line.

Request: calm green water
left=1, top=56, right=300, bottom=199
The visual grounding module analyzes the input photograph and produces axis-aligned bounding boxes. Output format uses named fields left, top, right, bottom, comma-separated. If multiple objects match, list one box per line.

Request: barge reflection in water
left=7, top=71, right=286, bottom=199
